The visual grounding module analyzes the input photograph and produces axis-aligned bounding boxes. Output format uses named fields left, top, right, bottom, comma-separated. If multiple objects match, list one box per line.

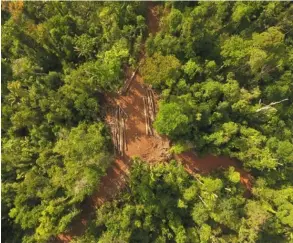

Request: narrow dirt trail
left=146, top=1, right=160, bottom=34
left=57, top=3, right=252, bottom=242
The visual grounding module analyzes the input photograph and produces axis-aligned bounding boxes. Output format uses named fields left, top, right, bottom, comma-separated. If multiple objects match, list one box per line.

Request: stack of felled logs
left=112, top=105, right=127, bottom=156
left=143, top=88, right=156, bottom=135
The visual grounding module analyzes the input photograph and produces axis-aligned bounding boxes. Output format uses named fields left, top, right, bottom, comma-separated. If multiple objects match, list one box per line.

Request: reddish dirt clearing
left=105, top=69, right=171, bottom=163
left=177, top=152, right=252, bottom=190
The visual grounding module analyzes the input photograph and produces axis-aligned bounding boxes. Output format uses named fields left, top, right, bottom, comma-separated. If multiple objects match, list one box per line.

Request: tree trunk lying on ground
left=256, top=98, right=288, bottom=112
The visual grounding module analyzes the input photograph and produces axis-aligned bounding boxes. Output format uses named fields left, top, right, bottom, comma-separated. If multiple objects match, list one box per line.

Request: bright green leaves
left=201, top=177, right=223, bottom=194
left=248, top=48, right=268, bottom=74
left=276, top=203, right=293, bottom=228
left=253, top=182, right=293, bottom=227
left=183, top=185, right=198, bottom=202
left=183, top=60, right=202, bottom=79
left=64, top=40, right=128, bottom=94
left=232, top=126, right=277, bottom=170
left=98, top=5, right=120, bottom=44
left=252, top=27, right=284, bottom=50
left=192, top=203, right=209, bottom=225
left=239, top=182, right=293, bottom=242
left=250, top=27, right=285, bottom=76
left=167, top=8, right=183, bottom=34
left=275, top=141, right=293, bottom=165
left=226, top=167, right=241, bottom=184
left=146, top=3, right=292, bottom=181
left=2, top=2, right=293, bottom=242
left=11, top=57, right=42, bottom=80
left=238, top=201, right=271, bottom=243
left=221, top=36, right=250, bottom=68
left=7, top=81, right=28, bottom=106
left=207, top=122, right=239, bottom=146
left=199, top=224, right=212, bottom=243
left=232, top=2, right=255, bottom=23
left=170, top=141, right=193, bottom=155
left=60, top=40, right=128, bottom=121
left=222, top=77, right=240, bottom=102
left=74, top=34, right=98, bottom=59
left=222, top=27, right=286, bottom=78
left=54, top=123, right=110, bottom=167
left=35, top=202, right=80, bottom=242
left=2, top=137, right=36, bottom=177
left=154, top=102, right=191, bottom=138
left=53, top=122, right=111, bottom=200
left=200, top=80, right=222, bottom=100
left=140, top=53, right=181, bottom=87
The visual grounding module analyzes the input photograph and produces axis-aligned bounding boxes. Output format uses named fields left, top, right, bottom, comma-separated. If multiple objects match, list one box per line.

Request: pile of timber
left=143, top=88, right=156, bottom=135
left=112, top=105, right=127, bottom=156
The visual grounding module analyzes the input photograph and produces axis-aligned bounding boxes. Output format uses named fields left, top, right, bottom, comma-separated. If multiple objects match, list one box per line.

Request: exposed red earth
left=176, top=152, right=252, bottom=190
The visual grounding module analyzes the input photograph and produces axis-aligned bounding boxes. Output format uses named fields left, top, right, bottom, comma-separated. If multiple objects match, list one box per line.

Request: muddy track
left=57, top=3, right=252, bottom=242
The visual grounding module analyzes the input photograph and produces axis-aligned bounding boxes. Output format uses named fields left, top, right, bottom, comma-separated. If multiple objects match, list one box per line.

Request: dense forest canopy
left=1, top=1, right=293, bottom=243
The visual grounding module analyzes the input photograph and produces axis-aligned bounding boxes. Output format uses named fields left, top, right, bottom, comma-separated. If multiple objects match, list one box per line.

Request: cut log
left=148, top=89, right=156, bottom=122
left=112, top=125, right=117, bottom=150
left=147, top=91, right=154, bottom=121
left=121, top=68, right=139, bottom=95
left=122, top=117, right=126, bottom=155
left=115, top=128, right=119, bottom=155
left=119, top=117, right=123, bottom=156
left=150, top=89, right=156, bottom=114
left=114, top=107, right=119, bottom=153
left=147, top=116, right=153, bottom=135
left=143, top=97, right=148, bottom=135
left=123, top=118, right=127, bottom=151
left=194, top=175, right=203, bottom=185
left=198, top=195, right=208, bottom=208
left=117, top=104, right=128, bottom=118
left=256, top=98, right=288, bottom=112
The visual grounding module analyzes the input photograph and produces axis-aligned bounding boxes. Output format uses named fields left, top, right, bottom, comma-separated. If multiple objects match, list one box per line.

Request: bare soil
left=176, top=152, right=253, bottom=190
left=105, top=69, right=171, bottom=163
left=146, top=2, right=160, bottom=35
